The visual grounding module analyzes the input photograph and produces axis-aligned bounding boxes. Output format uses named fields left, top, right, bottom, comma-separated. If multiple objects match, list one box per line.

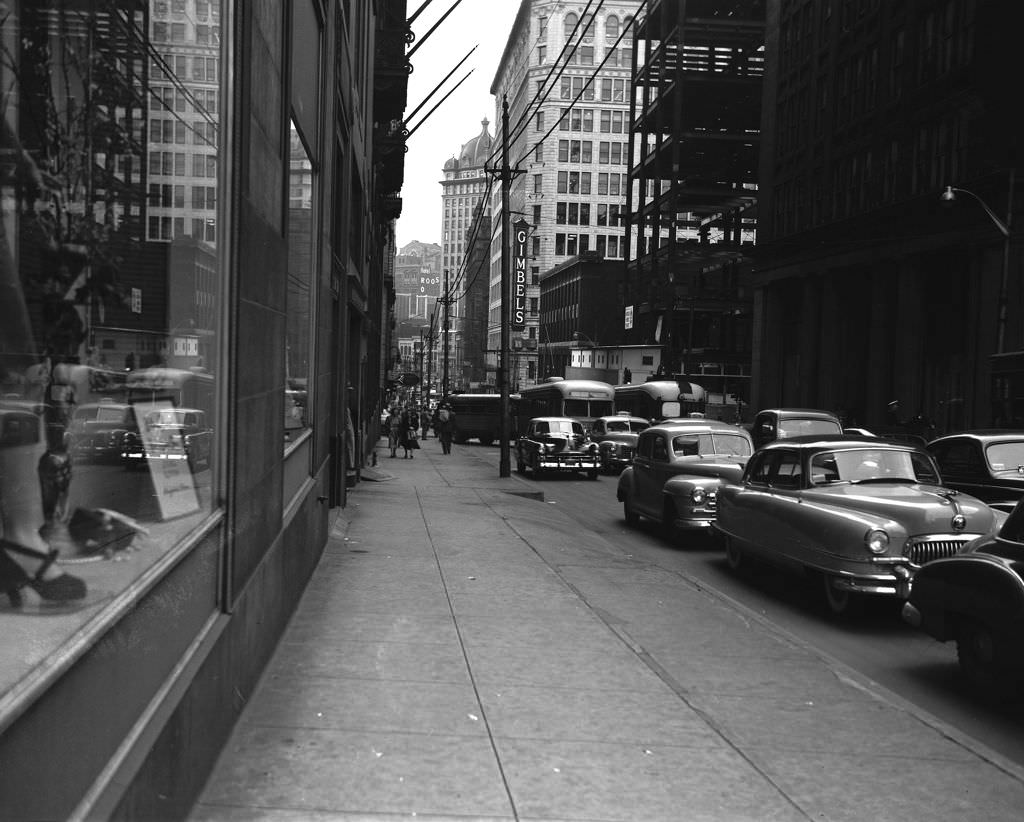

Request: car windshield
left=809, top=448, right=938, bottom=484
left=606, top=420, right=631, bottom=432
left=777, top=418, right=843, bottom=438
left=95, top=407, right=130, bottom=424
left=986, top=441, right=1024, bottom=473
left=672, top=433, right=752, bottom=457
left=537, top=420, right=579, bottom=435
left=146, top=410, right=187, bottom=426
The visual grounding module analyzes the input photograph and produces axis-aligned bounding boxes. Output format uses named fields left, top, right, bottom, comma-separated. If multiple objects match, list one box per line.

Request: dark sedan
left=927, top=431, right=1024, bottom=510
left=903, top=498, right=1024, bottom=697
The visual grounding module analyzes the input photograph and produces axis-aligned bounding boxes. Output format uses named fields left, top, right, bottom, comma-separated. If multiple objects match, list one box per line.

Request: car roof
left=597, top=414, right=647, bottom=422
left=756, top=408, right=841, bottom=419
left=531, top=416, right=578, bottom=423
left=929, top=430, right=1024, bottom=444
left=758, top=434, right=921, bottom=450
left=644, top=421, right=750, bottom=435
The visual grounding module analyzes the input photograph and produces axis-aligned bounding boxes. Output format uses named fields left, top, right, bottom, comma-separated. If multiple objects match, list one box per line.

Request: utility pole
left=425, top=323, right=434, bottom=409
left=418, top=329, right=425, bottom=405
left=498, top=98, right=513, bottom=477
left=442, top=267, right=451, bottom=398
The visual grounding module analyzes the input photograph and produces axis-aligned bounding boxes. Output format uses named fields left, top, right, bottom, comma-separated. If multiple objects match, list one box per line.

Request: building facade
left=624, top=0, right=764, bottom=413
left=441, top=119, right=493, bottom=393
left=0, top=1, right=410, bottom=818
left=754, top=0, right=1022, bottom=433
left=489, top=0, right=642, bottom=389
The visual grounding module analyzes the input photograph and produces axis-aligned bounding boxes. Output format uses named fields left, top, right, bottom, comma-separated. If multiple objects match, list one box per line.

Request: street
left=462, top=442, right=1024, bottom=770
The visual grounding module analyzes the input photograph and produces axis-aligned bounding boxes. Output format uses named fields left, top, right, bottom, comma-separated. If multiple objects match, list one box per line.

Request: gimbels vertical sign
left=512, top=218, right=530, bottom=331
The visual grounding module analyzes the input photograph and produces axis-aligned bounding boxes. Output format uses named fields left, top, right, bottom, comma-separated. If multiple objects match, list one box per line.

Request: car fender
left=616, top=466, right=635, bottom=502
left=908, top=553, right=1024, bottom=642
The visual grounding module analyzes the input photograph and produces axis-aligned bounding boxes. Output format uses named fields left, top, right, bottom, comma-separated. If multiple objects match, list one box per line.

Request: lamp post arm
left=947, top=186, right=1010, bottom=237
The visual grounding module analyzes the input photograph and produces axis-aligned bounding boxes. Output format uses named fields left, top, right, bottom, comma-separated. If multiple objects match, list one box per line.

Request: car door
left=763, top=448, right=810, bottom=567
left=720, top=450, right=776, bottom=547
left=631, top=430, right=665, bottom=517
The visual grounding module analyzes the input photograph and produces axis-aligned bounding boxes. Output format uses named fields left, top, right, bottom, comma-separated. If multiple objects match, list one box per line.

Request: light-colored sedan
left=715, top=435, right=1001, bottom=616
left=617, top=421, right=754, bottom=542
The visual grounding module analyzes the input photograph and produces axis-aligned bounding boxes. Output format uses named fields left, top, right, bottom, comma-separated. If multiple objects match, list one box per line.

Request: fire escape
left=625, top=0, right=764, bottom=388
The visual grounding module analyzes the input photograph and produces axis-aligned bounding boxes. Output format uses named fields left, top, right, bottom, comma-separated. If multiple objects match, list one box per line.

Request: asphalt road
left=466, top=443, right=1024, bottom=768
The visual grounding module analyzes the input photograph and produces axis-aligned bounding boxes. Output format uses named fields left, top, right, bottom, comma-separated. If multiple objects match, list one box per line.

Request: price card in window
left=135, top=401, right=200, bottom=520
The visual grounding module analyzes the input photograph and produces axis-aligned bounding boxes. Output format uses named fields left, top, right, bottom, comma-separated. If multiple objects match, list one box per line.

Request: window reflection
left=1, top=2, right=221, bottom=629
left=285, top=121, right=313, bottom=446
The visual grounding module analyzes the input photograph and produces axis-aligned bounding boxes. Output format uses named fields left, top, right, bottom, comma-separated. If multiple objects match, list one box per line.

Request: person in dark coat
left=400, top=403, right=420, bottom=458
left=436, top=403, right=455, bottom=455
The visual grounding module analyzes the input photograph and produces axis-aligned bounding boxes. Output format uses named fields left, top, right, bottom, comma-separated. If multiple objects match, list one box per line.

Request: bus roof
left=614, top=380, right=705, bottom=401
left=519, top=379, right=614, bottom=397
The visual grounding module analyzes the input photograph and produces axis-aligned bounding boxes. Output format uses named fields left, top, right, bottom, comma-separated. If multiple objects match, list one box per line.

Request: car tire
left=821, top=574, right=863, bottom=618
left=956, top=620, right=1016, bottom=699
left=480, top=437, right=494, bottom=447
left=623, top=497, right=639, bottom=526
left=724, top=535, right=744, bottom=572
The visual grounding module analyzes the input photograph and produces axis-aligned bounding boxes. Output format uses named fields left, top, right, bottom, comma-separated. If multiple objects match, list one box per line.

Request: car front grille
left=903, top=536, right=971, bottom=567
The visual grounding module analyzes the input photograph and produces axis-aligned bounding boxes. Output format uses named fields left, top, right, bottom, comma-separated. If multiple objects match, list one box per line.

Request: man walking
left=436, top=402, right=455, bottom=455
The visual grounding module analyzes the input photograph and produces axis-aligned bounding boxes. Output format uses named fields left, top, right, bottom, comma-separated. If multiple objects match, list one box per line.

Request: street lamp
left=941, top=179, right=1014, bottom=353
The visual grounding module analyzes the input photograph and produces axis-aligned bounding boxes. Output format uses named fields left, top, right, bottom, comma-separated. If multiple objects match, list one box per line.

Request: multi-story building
left=490, top=0, right=642, bottom=389
left=393, top=241, right=441, bottom=394
left=624, top=0, right=764, bottom=413
left=441, top=118, right=493, bottom=392
left=754, top=0, right=1022, bottom=432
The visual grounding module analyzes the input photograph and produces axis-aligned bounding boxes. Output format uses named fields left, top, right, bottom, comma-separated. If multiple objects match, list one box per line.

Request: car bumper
left=826, top=564, right=915, bottom=598
left=539, top=458, right=600, bottom=470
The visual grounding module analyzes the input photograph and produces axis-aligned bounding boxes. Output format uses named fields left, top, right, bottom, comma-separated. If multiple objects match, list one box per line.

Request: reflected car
left=617, top=421, right=754, bottom=542
left=590, top=413, right=650, bottom=473
left=926, top=431, right=1024, bottom=511
left=749, top=407, right=843, bottom=450
left=515, top=416, right=600, bottom=479
left=903, top=497, right=1024, bottom=697
left=715, top=435, right=1000, bottom=616
left=125, top=407, right=213, bottom=471
left=67, top=401, right=140, bottom=463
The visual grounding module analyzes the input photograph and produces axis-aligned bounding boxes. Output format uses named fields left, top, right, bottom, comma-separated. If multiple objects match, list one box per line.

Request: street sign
left=399, top=372, right=420, bottom=386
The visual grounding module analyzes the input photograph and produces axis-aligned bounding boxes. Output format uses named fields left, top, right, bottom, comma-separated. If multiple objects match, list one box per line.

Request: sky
left=394, top=0, right=523, bottom=249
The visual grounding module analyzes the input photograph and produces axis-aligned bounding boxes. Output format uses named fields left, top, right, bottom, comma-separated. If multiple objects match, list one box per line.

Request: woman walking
left=400, top=404, right=420, bottom=458
left=387, top=406, right=402, bottom=457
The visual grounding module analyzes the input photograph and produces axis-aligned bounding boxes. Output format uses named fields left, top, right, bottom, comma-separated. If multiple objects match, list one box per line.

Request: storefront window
left=284, top=121, right=313, bottom=447
left=1, top=2, right=223, bottom=671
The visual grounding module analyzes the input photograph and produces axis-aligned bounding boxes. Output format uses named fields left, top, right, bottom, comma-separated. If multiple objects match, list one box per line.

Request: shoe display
left=1, top=539, right=87, bottom=607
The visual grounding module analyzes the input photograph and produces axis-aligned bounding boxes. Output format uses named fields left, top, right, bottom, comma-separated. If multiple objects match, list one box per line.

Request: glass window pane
left=285, top=121, right=313, bottom=447
left=0, top=1, right=222, bottom=669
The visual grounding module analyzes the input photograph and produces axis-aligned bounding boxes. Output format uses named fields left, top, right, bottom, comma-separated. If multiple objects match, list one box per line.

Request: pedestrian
left=387, top=406, right=402, bottom=458
left=420, top=403, right=430, bottom=440
left=437, top=402, right=455, bottom=455
left=400, top=403, right=420, bottom=459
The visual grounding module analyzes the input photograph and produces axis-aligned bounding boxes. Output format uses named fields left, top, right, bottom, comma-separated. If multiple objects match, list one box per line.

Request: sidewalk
left=189, top=436, right=1024, bottom=821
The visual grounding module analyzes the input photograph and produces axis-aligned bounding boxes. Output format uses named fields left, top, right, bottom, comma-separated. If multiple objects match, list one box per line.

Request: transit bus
left=123, top=367, right=216, bottom=416
left=445, top=393, right=519, bottom=445
left=514, top=378, right=615, bottom=433
left=613, top=380, right=706, bottom=422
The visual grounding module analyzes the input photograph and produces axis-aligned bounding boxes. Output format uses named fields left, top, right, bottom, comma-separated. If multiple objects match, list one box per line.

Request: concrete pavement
left=189, top=435, right=1024, bottom=821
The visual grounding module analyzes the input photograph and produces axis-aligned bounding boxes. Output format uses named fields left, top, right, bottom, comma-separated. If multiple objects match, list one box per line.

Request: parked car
left=67, top=401, right=140, bottom=463
left=927, top=431, right=1024, bottom=511
left=749, top=407, right=843, bottom=449
left=715, top=435, right=1000, bottom=615
left=125, top=407, right=213, bottom=471
left=617, top=421, right=754, bottom=541
left=515, top=416, right=600, bottom=479
left=903, top=497, right=1024, bottom=697
left=590, top=413, right=650, bottom=473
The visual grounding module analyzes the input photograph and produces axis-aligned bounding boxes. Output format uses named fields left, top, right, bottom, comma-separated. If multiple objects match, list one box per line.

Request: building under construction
left=624, top=0, right=765, bottom=408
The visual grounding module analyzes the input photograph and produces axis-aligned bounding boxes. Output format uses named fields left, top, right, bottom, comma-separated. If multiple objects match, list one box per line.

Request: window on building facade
left=536, top=111, right=544, bottom=131
left=533, top=205, right=542, bottom=224
left=564, top=12, right=578, bottom=40
left=560, top=108, right=570, bottom=130
left=286, top=120, right=314, bottom=447
left=0, top=2, right=224, bottom=671
left=606, top=15, right=619, bottom=40
left=557, top=171, right=568, bottom=193
left=534, top=173, right=543, bottom=194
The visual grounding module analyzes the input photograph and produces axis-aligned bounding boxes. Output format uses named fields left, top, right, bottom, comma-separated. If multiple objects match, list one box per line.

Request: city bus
left=445, top=393, right=518, bottom=446
left=613, top=380, right=706, bottom=422
left=514, top=378, right=615, bottom=433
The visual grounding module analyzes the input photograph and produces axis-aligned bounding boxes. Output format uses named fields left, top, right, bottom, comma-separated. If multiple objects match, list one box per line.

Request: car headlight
left=865, top=528, right=889, bottom=554
left=588, top=443, right=598, bottom=453
left=691, top=487, right=706, bottom=504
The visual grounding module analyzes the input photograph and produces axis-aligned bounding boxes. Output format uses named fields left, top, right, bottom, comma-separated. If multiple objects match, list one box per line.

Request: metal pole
left=997, top=170, right=1015, bottom=354
left=499, top=97, right=512, bottom=477
left=442, top=268, right=450, bottom=397
left=419, top=329, right=425, bottom=404
left=425, top=327, right=434, bottom=409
